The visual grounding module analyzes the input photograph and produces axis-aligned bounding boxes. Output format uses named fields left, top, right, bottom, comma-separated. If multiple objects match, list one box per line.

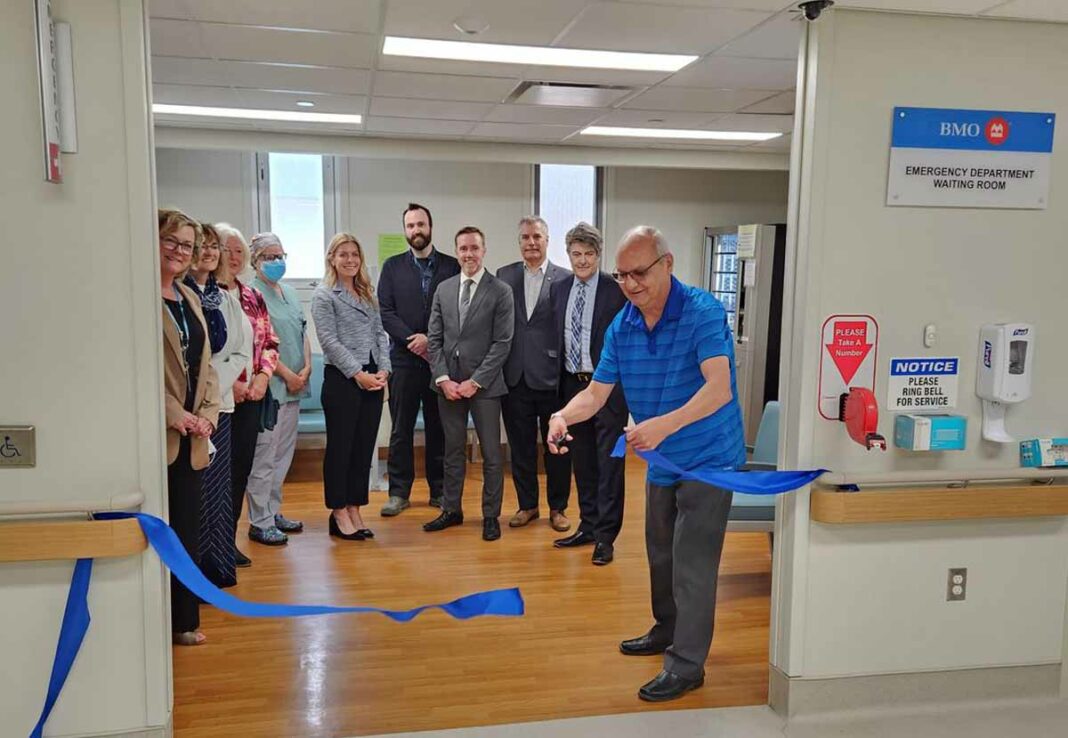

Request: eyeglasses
left=259, top=252, right=287, bottom=262
left=612, top=254, right=666, bottom=284
left=160, top=235, right=196, bottom=255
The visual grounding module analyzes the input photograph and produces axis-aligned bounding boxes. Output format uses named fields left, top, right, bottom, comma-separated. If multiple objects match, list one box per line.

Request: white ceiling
left=148, top=0, right=1067, bottom=151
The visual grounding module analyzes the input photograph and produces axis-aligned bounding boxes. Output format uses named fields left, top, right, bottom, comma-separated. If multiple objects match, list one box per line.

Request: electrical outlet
left=947, top=568, right=967, bottom=601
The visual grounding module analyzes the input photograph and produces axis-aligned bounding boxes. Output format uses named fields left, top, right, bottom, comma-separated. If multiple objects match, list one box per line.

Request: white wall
left=154, top=147, right=256, bottom=238
left=775, top=9, right=1068, bottom=681
left=0, top=0, right=170, bottom=735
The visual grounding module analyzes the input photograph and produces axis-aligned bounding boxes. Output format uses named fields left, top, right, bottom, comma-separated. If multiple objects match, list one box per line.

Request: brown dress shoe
left=550, top=510, right=571, bottom=532
left=509, top=508, right=540, bottom=527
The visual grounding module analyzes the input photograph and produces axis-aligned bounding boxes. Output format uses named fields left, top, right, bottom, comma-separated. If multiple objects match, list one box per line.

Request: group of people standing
left=158, top=201, right=747, bottom=704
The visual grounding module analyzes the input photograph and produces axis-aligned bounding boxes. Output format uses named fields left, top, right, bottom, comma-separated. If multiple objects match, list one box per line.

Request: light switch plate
left=0, top=426, right=36, bottom=468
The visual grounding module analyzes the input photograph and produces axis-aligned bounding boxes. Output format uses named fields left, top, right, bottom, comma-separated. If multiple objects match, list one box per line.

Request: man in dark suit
left=496, top=216, right=572, bottom=532
left=379, top=203, right=461, bottom=517
left=424, top=226, right=515, bottom=542
left=549, top=222, right=628, bottom=565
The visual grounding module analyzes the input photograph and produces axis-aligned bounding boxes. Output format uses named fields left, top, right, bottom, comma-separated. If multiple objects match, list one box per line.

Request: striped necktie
left=567, top=280, right=587, bottom=372
left=459, top=278, right=473, bottom=328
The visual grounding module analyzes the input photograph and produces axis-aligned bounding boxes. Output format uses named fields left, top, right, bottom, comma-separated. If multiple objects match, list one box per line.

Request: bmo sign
left=888, top=106, right=1055, bottom=209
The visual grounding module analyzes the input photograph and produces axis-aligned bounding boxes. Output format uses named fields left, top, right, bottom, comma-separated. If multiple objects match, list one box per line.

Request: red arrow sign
left=825, top=320, right=873, bottom=384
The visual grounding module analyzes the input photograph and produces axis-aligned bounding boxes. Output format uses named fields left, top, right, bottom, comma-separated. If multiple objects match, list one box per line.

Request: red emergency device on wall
left=838, top=387, right=886, bottom=451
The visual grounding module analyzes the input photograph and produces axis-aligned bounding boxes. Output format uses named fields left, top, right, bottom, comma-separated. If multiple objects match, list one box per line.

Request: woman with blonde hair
left=158, top=208, right=220, bottom=645
left=312, top=233, right=390, bottom=540
left=185, top=223, right=252, bottom=587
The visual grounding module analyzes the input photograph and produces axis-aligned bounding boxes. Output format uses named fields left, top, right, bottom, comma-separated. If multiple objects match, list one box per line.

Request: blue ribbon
left=611, top=436, right=825, bottom=495
left=31, top=513, right=523, bottom=737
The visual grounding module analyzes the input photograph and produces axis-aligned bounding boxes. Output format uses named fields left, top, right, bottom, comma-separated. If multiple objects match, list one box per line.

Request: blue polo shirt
left=593, top=277, right=746, bottom=485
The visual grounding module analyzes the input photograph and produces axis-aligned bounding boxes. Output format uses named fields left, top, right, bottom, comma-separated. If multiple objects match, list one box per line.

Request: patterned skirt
left=200, top=412, right=236, bottom=588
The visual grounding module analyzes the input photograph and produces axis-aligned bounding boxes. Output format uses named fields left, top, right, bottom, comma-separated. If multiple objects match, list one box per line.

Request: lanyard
left=164, top=287, right=193, bottom=395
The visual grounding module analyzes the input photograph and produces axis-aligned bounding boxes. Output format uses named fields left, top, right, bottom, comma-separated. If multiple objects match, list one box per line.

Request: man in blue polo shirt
left=548, top=225, right=745, bottom=702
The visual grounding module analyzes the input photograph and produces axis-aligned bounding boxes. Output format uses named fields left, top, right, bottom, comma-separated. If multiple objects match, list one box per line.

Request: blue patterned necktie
left=568, top=280, right=587, bottom=372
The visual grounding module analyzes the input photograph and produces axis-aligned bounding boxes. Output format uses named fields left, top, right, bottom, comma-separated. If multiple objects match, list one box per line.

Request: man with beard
left=378, top=203, right=460, bottom=516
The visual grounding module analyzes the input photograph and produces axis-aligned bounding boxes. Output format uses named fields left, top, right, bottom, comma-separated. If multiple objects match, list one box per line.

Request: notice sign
left=887, top=107, right=1055, bottom=209
left=887, top=357, right=959, bottom=412
left=818, top=315, right=879, bottom=420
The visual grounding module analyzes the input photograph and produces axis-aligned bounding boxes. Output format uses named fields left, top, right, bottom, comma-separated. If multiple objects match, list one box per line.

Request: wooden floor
left=173, top=456, right=772, bottom=737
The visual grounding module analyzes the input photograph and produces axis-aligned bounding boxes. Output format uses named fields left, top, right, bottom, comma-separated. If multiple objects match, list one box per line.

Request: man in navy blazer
left=549, top=222, right=628, bottom=565
left=496, top=216, right=572, bottom=532
left=378, top=203, right=460, bottom=516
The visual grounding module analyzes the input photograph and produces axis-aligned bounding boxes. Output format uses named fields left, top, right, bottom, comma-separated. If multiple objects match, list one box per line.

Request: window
left=256, top=153, right=335, bottom=282
left=708, top=230, right=739, bottom=330
left=535, top=164, right=600, bottom=267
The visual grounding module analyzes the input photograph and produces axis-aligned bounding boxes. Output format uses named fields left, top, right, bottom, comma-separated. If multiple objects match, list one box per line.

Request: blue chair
left=728, top=401, right=780, bottom=530
left=297, top=353, right=326, bottom=435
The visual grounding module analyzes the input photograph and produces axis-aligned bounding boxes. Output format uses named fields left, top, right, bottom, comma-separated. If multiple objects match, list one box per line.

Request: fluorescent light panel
left=152, top=104, right=362, bottom=125
left=581, top=126, right=781, bottom=141
left=383, top=36, right=697, bottom=72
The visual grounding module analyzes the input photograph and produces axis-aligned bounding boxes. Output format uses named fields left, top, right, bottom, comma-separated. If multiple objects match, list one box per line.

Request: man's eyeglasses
left=612, top=254, right=666, bottom=284
left=259, top=252, right=287, bottom=262
left=160, top=235, right=196, bottom=255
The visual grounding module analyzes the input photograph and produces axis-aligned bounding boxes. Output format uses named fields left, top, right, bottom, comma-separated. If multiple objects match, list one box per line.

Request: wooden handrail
left=0, top=517, right=147, bottom=562
left=816, top=468, right=1068, bottom=488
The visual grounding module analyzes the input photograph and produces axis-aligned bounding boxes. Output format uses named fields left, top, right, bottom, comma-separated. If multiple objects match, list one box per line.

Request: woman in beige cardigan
left=159, top=208, right=220, bottom=646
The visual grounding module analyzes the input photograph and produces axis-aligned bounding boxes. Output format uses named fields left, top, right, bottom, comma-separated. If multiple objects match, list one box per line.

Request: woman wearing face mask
left=245, top=233, right=310, bottom=546
left=214, top=224, right=279, bottom=568
left=185, top=223, right=252, bottom=587
left=312, top=234, right=390, bottom=540
left=159, top=208, right=220, bottom=646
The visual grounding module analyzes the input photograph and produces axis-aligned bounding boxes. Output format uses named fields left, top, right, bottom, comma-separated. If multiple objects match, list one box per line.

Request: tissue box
left=894, top=414, right=967, bottom=451
left=1020, top=438, right=1068, bottom=468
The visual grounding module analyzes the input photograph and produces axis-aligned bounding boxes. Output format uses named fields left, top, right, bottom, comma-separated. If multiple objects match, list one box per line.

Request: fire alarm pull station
left=839, top=387, right=886, bottom=450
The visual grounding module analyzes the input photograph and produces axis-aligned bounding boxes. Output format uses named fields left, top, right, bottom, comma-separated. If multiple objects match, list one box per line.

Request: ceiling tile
left=372, top=71, right=519, bottom=102
left=835, top=0, right=1003, bottom=12
left=611, top=0, right=795, bottom=9
left=622, top=86, right=773, bottom=113
left=384, top=0, right=592, bottom=46
left=559, top=2, right=770, bottom=54
left=484, top=104, right=604, bottom=125
left=717, top=11, right=803, bottom=59
left=664, top=55, right=797, bottom=89
left=153, top=83, right=241, bottom=107
left=369, top=97, right=495, bottom=121
left=591, top=108, right=722, bottom=127
left=150, top=18, right=212, bottom=58
left=982, top=0, right=1068, bottom=21
left=517, top=66, right=672, bottom=88
left=365, top=117, right=475, bottom=136
left=376, top=53, right=528, bottom=79
left=739, top=89, right=794, bottom=114
left=198, top=24, right=376, bottom=68
left=467, top=121, right=578, bottom=142
left=152, top=56, right=230, bottom=86
left=707, top=112, right=793, bottom=132
left=154, top=58, right=373, bottom=95
left=149, top=0, right=382, bottom=34
left=153, top=84, right=369, bottom=114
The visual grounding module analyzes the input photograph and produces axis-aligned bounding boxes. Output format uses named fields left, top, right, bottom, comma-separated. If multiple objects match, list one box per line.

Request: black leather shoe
left=356, top=529, right=374, bottom=539
left=592, top=542, right=614, bottom=565
left=329, top=515, right=366, bottom=541
left=638, top=670, right=704, bottom=702
left=234, top=550, right=252, bottom=568
left=619, top=631, right=671, bottom=656
left=423, top=510, right=464, bottom=532
left=482, top=518, right=501, bottom=541
left=553, top=531, right=595, bottom=548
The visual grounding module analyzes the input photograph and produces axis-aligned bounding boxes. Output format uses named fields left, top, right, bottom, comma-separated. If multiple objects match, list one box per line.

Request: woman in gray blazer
left=312, top=233, right=391, bottom=541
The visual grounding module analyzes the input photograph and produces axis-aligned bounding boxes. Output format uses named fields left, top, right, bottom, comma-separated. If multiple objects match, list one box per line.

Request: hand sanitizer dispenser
left=976, top=323, right=1034, bottom=443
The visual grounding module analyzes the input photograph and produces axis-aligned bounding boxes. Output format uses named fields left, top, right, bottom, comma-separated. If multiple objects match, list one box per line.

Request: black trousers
left=561, top=373, right=627, bottom=544
left=229, top=397, right=262, bottom=527
left=322, top=364, right=383, bottom=509
left=646, top=480, right=732, bottom=680
left=168, top=437, right=203, bottom=633
left=503, top=378, right=571, bottom=511
left=387, top=363, right=444, bottom=501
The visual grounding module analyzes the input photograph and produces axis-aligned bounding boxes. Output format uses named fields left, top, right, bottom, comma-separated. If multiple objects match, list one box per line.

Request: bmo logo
left=938, top=117, right=1010, bottom=145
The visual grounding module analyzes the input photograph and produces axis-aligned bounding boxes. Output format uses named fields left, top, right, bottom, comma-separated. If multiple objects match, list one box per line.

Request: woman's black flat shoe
left=329, top=515, right=366, bottom=541
left=356, top=529, right=374, bottom=539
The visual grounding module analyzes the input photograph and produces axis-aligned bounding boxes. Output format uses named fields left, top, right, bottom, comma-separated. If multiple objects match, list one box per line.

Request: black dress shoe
left=234, top=550, right=252, bottom=568
left=356, top=529, right=374, bottom=539
left=619, top=631, right=671, bottom=656
left=482, top=518, right=501, bottom=541
left=592, top=542, right=614, bottom=565
left=638, top=670, right=704, bottom=702
left=329, top=515, right=366, bottom=541
left=553, top=530, right=595, bottom=548
left=423, top=510, right=464, bottom=532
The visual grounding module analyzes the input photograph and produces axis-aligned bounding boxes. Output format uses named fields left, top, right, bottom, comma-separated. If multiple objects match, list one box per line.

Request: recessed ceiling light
left=382, top=36, right=697, bottom=72
left=296, top=100, right=315, bottom=108
left=580, top=126, right=781, bottom=141
left=152, top=104, right=361, bottom=125
left=452, top=15, right=489, bottom=35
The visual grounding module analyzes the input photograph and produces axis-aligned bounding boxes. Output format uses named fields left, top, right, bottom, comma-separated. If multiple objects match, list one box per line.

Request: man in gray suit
left=424, top=226, right=515, bottom=541
left=497, top=216, right=572, bottom=532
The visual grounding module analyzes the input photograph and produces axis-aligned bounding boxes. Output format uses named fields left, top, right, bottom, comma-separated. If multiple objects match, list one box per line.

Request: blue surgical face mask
left=261, top=259, right=286, bottom=282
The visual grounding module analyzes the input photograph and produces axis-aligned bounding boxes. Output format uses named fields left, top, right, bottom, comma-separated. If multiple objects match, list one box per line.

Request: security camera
left=798, top=0, right=833, bottom=21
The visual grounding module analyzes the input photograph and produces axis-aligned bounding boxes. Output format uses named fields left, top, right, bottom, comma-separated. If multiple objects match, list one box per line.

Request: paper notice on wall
left=736, top=224, right=758, bottom=258
left=378, top=233, right=408, bottom=268
left=742, top=260, right=756, bottom=287
left=886, top=357, right=959, bottom=412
